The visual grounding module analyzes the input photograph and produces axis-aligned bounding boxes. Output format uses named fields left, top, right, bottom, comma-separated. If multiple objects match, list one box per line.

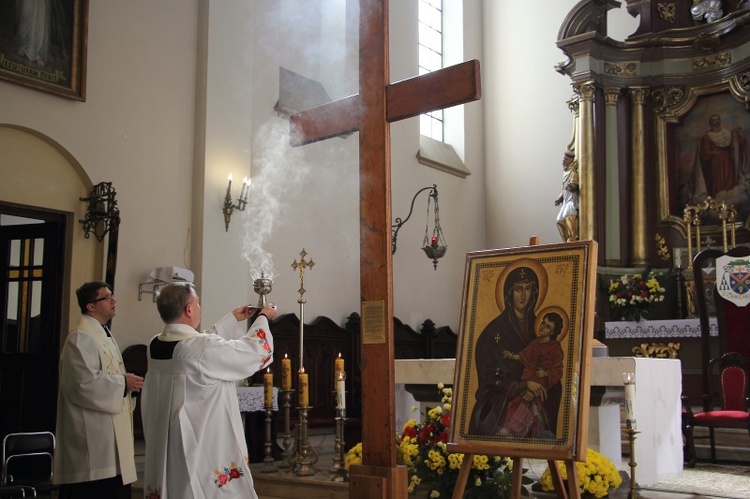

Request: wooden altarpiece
left=556, top=0, right=750, bottom=272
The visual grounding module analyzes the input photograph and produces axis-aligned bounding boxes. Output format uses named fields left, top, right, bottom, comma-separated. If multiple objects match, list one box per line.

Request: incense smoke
left=241, top=119, right=312, bottom=280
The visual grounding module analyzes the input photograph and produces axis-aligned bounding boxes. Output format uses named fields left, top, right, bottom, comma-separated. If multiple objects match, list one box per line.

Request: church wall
left=0, top=1, right=638, bottom=347
left=199, top=0, right=489, bottom=334
left=482, top=0, right=584, bottom=250
left=0, top=0, right=200, bottom=348
left=0, top=126, right=100, bottom=340
left=482, top=1, right=639, bottom=251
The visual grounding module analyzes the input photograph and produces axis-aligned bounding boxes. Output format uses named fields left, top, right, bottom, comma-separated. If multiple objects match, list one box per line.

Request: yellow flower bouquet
left=539, top=448, right=622, bottom=498
left=346, top=384, right=532, bottom=498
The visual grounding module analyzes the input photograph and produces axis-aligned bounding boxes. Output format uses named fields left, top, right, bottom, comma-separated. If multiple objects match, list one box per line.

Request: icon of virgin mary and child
left=468, top=261, right=569, bottom=440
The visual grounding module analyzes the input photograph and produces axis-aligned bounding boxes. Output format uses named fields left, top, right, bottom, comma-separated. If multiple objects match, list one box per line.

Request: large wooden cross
left=290, top=2, right=480, bottom=496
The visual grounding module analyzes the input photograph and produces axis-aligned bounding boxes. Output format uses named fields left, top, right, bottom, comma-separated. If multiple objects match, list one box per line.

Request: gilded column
left=604, top=87, right=621, bottom=265
left=629, top=87, right=649, bottom=265
left=576, top=82, right=596, bottom=242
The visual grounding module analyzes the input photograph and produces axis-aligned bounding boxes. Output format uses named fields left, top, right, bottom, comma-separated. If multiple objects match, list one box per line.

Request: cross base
left=348, top=464, right=408, bottom=499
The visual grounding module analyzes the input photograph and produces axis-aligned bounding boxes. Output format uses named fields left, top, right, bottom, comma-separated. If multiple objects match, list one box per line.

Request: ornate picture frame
left=656, top=76, right=750, bottom=236
left=0, top=0, right=88, bottom=101
left=448, top=241, right=597, bottom=461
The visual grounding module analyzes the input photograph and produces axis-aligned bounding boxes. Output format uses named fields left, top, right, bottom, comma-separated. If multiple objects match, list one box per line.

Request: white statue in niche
left=691, top=0, right=724, bottom=22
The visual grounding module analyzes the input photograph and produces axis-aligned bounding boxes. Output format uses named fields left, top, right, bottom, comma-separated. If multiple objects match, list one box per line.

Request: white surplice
left=141, top=313, right=274, bottom=499
left=54, top=315, right=137, bottom=485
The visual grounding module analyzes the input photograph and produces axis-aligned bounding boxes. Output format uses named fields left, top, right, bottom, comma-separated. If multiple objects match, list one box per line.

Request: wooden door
left=0, top=204, right=65, bottom=440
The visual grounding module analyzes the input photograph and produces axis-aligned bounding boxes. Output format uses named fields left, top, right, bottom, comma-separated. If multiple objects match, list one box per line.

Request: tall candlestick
left=299, top=370, right=309, bottom=407
left=335, top=370, right=346, bottom=410
left=335, top=353, right=344, bottom=376
left=282, top=354, right=292, bottom=390
left=675, top=247, right=682, bottom=269
left=264, top=369, right=273, bottom=408
left=623, top=372, right=636, bottom=428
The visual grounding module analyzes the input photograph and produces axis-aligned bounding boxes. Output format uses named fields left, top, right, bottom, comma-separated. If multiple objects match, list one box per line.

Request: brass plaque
left=361, top=300, right=385, bottom=344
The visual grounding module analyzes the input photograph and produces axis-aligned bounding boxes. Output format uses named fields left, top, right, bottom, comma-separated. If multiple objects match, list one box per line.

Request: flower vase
left=612, top=304, right=650, bottom=322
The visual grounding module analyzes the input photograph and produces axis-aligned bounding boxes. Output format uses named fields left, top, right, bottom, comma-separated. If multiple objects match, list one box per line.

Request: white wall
left=1, top=1, right=199, bottom=347
left=0, top=0, right=636, bottom=347
left=483, top=0, right=583, bottom=250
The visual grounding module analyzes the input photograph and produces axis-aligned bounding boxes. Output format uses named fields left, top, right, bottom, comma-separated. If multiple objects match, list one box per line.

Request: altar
left=395, top=357, right=683, bottom=486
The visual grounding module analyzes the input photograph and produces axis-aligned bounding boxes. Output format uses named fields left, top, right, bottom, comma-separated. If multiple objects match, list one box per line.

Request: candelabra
left=222, top=173, right=250, bottom=231
left=290, top=405, right=318, bottom=476
left=626, top=421, right=640, bottom=499
left=261, top=405, right=278, bottom=473
left=330, top=369, right=347, bottom=481
left=278, top=389, right=294, bottom=469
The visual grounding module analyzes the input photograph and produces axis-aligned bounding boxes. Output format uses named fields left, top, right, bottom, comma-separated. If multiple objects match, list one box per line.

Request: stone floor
left=129, top=428, right=747, bottom=499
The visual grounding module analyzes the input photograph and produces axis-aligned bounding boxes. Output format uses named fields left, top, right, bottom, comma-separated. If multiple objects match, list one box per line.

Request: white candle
left=623, top=372, right=636, bottom=428
left=675, top=248, right=682, bottom=269
left=336, top=374, right=346, bottom=410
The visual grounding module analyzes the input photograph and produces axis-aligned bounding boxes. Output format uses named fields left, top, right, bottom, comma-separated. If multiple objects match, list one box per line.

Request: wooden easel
left=450, top=452, right=580, bottom=499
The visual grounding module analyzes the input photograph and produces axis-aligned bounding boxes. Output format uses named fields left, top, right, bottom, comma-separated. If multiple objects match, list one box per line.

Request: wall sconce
left=392, top=184, right=447, bottom=270
left=223, top=173, right=250, bottom=231
left=79, top=182, right=120, bottom=242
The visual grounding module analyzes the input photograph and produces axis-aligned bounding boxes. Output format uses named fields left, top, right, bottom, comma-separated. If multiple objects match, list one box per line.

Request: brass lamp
left=392, top=184, right=447, bottom=270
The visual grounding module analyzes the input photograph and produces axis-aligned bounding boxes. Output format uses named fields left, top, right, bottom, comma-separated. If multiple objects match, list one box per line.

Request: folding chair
left=1, top=432, right=57, bottom=498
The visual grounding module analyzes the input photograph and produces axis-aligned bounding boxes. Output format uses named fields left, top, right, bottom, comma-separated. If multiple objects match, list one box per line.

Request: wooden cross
left=290, top=1, right=480, bottom=495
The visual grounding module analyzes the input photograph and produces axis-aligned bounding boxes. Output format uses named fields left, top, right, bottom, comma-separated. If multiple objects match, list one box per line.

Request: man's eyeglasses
left=91, top=294, right=115, bottom=303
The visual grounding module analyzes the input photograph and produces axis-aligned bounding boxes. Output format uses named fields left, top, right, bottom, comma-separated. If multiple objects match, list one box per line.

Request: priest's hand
left=260, top=303, right=278, bottom=320
left=125, top=373, right=144, bottom=393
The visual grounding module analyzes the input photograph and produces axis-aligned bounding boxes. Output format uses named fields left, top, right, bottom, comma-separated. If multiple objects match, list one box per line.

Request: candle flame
left=228, top=172, right=233, bottom=181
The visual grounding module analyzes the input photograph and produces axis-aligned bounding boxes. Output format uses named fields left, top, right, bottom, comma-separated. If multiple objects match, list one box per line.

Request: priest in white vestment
left=141, top=282, right=277, bottom=499
left=55, top=281, right=144, bottom=499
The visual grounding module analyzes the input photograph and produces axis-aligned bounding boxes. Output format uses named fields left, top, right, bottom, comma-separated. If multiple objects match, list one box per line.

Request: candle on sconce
left=622, top=372, right=636, bottom=428
left=335, top=370, right=347, bottom=410
left=264, top=368, right=273, bottom=408
left=239, top=176, right=248, bottom=201
left=281, top=354, right=292, bottom=390
left=335, top=353, right=344, bottom=376
left=226, top=173, right=233, bottom=196
left=299, top=369, right=309, bottom=407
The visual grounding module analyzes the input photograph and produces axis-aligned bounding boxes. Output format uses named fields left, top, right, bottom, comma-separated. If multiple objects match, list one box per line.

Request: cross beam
left=288, top=1, right=480, bottom=496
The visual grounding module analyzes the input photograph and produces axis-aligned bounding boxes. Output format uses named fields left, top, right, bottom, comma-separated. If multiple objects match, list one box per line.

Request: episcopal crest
left=715, top=255, right=750, bottom=307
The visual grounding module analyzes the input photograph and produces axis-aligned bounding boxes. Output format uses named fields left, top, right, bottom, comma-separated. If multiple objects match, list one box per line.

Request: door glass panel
left=33, top=238, right=44, bottom=266
left=10, top=239, right=20, bottom=267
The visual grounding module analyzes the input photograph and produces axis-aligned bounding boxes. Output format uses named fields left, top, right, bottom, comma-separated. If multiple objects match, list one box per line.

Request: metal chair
left=1, top=432, right=57, bottom=498
left=683, top=246, right=750, bottom=467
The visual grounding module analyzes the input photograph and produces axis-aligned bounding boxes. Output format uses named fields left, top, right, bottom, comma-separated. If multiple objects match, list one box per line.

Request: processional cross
left=289, top=1, right=480, bottom=496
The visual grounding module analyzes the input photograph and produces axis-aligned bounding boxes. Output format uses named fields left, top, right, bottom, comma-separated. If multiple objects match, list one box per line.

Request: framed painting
left=657, top=80, right=750, bottom=233
left=448, top=241, right=597, bottom=461
left=0, top=0, right=88, bottom=101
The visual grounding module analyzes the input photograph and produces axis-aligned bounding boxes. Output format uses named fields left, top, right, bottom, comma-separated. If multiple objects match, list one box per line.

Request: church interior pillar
left=576, top=82, right=597, bottom=242
left=604, top=87, right=622, bottom=265
left=629, top=87, right=649, bottom=265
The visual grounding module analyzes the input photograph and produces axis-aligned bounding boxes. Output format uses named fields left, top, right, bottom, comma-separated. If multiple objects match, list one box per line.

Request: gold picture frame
left=0, top=0, right=88, bottom=101
left=448, top=241, right=597, bottom=461
left=656, top=76, right=750, bottom=237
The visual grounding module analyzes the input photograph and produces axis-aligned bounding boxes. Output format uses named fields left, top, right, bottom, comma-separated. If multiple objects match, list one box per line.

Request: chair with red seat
left=683, top=246, right=750, bottom=467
